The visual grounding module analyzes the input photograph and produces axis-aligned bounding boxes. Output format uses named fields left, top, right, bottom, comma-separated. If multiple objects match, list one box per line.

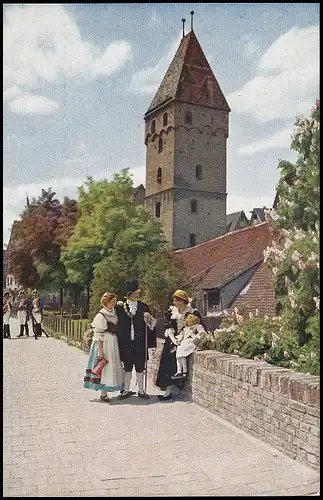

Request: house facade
left=173, top=222, right=277, bottom=317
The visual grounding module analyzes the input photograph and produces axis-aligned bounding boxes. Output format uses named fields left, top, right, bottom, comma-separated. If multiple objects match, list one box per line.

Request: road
left=3, top=318, right=320, bottom=497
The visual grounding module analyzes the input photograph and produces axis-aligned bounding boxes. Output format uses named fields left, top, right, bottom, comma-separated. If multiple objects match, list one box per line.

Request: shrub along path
left=4, top=318, right=320, bottom=497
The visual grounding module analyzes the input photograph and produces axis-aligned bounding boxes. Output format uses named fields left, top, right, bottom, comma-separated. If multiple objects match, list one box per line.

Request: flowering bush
left=199, top=103, right=319, bottom=376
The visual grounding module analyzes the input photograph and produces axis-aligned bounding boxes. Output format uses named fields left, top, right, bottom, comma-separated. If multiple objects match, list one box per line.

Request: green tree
left=62, top=169, right=183, bottom=317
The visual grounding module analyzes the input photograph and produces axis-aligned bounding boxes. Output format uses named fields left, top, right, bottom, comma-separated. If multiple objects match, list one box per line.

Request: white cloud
left=9, top=93, right=59, bottom=115
left=91, top=40, right=132, bottom=76
left=3, top=85, right=21, bottom=102
left=228, top=25, right=319, bottom=122
left=242, top=34, right=258, bottom=59
left=238, top=126, right=293, bottom=155
left=3, top=4, right=132, bottom=97
left=129, top=165, right=146, bottom=186
left=130, top=33, right=181, bottom=94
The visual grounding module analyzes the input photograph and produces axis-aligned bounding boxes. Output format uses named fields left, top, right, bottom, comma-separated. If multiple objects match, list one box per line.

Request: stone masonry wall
left=148, top=339, right=320, bottom=472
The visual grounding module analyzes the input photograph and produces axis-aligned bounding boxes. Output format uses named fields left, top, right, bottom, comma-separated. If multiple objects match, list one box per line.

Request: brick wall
left=148, top=339, right=320, bottom=471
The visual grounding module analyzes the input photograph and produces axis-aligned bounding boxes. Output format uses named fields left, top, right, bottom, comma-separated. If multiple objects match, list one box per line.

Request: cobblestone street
left=3, top=319, right=320, bottom=497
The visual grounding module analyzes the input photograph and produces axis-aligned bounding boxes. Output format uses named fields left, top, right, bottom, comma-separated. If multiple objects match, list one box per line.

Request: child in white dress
left=172, top=313, right=206, bottom=379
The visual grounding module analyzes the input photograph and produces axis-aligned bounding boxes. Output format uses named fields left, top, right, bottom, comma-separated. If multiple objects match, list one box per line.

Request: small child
left=171, top=313, right=206, bottom=379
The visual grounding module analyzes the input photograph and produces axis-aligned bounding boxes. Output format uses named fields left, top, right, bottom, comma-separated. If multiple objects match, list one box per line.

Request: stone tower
left=144, top=26, right=230, bottom=250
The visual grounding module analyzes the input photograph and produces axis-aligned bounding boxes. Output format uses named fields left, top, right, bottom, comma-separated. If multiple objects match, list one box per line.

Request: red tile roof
left=173, top=222, right=272, bottom=289
left=229, top=261, right=277, bottom=316
left=145, top=30, right=230, bottom=116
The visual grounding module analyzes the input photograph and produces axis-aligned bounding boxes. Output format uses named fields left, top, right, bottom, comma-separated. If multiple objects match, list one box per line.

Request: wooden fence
left=43, top=315, right=91, bottom=344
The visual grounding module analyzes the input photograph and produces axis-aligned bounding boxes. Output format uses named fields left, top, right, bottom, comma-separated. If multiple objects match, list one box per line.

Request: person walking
left=17, top=290, right=30, bottom=337
left=115, top=280, right=157, bottom=400
left=83, top=292, right=124, bottom=402
left=3, top=291, right=12, bottom=339
left=155, top=289, right=204, bottom=401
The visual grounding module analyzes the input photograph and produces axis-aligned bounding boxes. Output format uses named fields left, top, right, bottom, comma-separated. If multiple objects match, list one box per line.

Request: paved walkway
left=4, top=319, right=320, bottom=497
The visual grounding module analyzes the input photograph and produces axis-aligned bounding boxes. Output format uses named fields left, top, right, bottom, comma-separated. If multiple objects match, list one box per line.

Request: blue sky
left=3, top=3, right=319, bottom=245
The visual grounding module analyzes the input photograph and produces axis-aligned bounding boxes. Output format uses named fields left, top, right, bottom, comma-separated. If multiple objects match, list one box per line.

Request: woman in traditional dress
left=3, top=291, right=12, bottom=339
left=155, top=289, right=204, bottom=401
left=83, top=292, right=124, bottom=402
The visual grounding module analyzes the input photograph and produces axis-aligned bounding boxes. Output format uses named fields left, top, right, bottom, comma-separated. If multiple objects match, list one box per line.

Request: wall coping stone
left=152, top=340, right=319, bottom=408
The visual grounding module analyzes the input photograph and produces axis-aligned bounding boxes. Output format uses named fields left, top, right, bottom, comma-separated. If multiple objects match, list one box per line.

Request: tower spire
left=181, top=18, right=186, bottom=37
left=190, top=10, right=194, bottom=31
left=26, top=193, right=30, bottom=210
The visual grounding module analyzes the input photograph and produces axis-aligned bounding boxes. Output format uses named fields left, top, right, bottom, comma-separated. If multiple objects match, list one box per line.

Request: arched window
left=155, top=202, right=161, bottom=218
left=163, top=112, right=168, bottom=127
left=151, top=120, right=156, bottom=134
left=158, top=137, right=163, bottom=153
left=189, top=233, right=196, bottom=246
left=196, top=165, right=203, bottom=180
left=184, top=111, right=192, bottom=125
left=191, top=200, right=198, bottom=214
left=157, top=167, right=162, bottom=184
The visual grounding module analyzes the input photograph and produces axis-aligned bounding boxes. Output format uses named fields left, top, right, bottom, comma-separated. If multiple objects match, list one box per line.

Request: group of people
left=2, top=289, right=44, bottom=340
left=84, top=281, right=207, bottom=402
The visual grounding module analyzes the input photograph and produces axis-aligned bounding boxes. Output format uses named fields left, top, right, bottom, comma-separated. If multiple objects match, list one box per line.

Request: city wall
left=148, top=339, right=320, bottom=472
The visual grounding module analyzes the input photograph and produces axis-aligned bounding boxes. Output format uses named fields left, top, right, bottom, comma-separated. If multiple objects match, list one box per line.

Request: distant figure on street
left=3, top=291, right=12, bottom=339
left=83, top=292, right=124, bottom=402
left=31, top=289, right=44, bottom=340
left=155, top=289, right=204, bottom=401
left=17, top=290, right=30, bottom=337
left=115, top=280, right=157, bottom=400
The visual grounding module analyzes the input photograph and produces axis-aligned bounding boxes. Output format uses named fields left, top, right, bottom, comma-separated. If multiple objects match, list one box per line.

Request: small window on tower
left=151, top=120, right=156, bottom=134
left=155, top=202, right=161, bottom=218
left=163, top=113, right=168, bottom=127
left=196, top=165, right=203, bottom=180
left=189, top=233, right=196, bottom=246
left=157, top=167, right=162, bottom=184
left=184, top=111, right=192, bottom=125
left=191, top=200, right=198, bottom=213
left=158, top=137, right=163, bottom=153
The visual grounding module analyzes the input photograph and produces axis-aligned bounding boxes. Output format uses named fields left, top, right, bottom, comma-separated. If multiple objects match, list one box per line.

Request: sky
left=3, top=3, right=320, bottom=246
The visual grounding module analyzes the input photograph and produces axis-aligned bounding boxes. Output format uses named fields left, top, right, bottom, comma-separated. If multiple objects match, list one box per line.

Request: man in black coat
left=115, top=280, right=157, bottom=399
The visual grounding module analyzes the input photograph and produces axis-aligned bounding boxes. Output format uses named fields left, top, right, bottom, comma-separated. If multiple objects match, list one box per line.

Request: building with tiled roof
left=249, top=207, right=267, bottom=226
left=144, top=18, right=230, bottom=250
left=226, top=210, right=249, bottom=233
left=173, top=222, right=276, bottom=316
left=228, top=261, right=277, bottom=317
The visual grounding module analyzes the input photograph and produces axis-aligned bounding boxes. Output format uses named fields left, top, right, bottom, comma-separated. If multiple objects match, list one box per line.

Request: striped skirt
left=83, top=333, right=124, bottom=392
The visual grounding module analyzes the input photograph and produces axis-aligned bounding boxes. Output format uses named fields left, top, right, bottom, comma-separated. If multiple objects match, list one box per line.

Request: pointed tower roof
left=145, top=30, right=230, bottom=117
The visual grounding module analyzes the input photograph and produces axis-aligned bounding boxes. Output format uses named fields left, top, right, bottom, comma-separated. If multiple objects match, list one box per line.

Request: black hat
left=125, top=280, right=140, bottom=296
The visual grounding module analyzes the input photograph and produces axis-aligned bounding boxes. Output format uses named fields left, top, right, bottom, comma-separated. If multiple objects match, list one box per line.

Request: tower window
left=157, top=167, right=162, bottom=184
left=163, top=113, right=168, bottom=127
left=155, top=202, right=161, bottom=218
left=184, top=111, right=192, bottom=125
left=189, top=233, right=196, bottom=246
left=196, top=165, right=203, bottom=180
left=191, top=200, right=198, bottom=213
left=151, top=120, right=156, bottom=134
left=158, top=137, right=163, bottom=153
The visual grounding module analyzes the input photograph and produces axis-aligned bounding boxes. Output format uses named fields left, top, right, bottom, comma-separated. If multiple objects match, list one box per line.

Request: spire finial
left=190, top=10, right=194, bottom=31
left=181, top=18, right=186, bottom=37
